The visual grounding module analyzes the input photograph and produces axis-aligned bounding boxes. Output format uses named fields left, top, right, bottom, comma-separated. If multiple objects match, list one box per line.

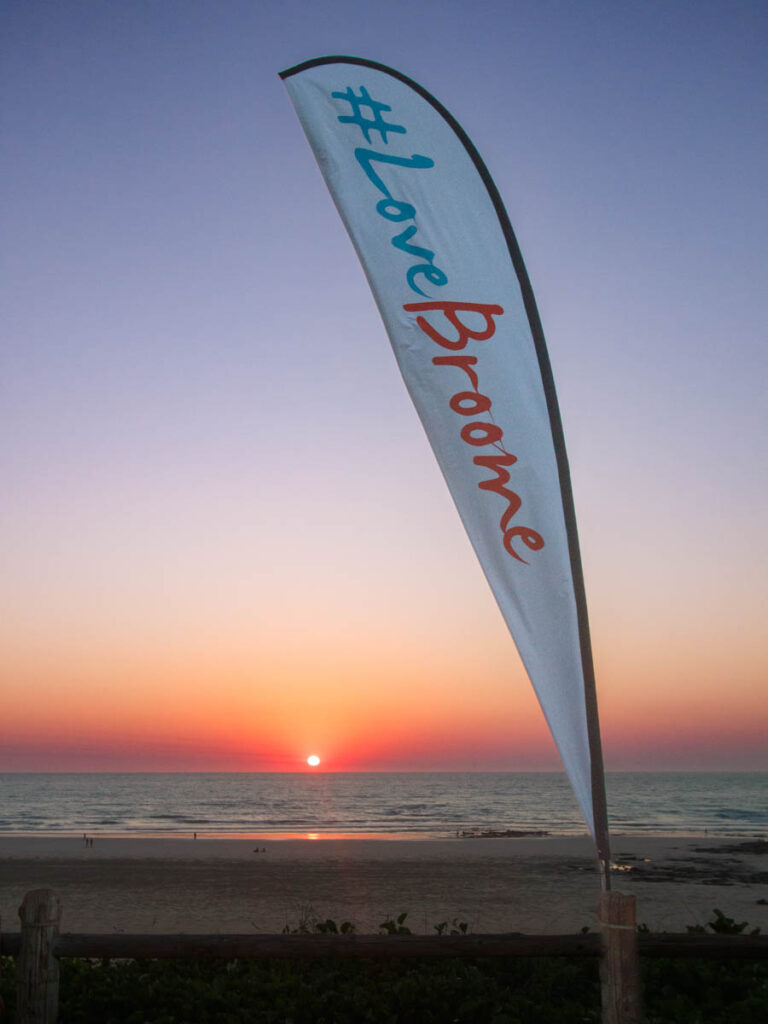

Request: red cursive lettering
left=407, top=299, right=545, bottom=563
left=403, top=301, right=504, bottom=350
left=473, top=451, right=521, bottom=530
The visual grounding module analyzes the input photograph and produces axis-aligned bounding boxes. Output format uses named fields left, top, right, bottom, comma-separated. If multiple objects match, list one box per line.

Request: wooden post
left=600, top=891, right=642, bottom=1024
left=17, top=889, right=61, bottom=1024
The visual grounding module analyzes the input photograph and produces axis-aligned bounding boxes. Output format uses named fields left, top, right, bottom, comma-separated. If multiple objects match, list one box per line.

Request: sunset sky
left=2, top=1, right=766, bottom=773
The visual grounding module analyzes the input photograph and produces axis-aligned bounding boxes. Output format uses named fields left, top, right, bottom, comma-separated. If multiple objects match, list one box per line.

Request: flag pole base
left=599, top=891, right=643, bottom=1024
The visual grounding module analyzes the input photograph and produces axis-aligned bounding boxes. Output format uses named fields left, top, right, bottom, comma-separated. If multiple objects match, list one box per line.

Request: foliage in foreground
left=3, top=954, right=603, bottom=1024
left=0, top=910, right=766, bottom=1023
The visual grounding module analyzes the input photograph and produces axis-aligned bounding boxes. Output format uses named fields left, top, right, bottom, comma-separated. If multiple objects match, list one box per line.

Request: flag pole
left=491, top=171, right=612, bottom=886
left=508, top=214, right=639, bottom=1017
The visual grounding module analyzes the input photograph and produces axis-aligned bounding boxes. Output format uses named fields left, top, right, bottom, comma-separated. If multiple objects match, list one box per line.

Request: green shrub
left=1, top=909, right=765, bottom=1023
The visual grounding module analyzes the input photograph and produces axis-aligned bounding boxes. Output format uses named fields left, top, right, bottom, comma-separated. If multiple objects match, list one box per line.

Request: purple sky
left=1, top=1, right=766, bottom=771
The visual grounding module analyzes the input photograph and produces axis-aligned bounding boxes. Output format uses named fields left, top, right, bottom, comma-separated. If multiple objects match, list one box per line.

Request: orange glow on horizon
left=2, top=524, right=766, bottom=773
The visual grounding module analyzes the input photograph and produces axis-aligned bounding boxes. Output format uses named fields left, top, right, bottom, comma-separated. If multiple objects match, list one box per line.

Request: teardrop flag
left=280, top=56, right=610, bottom=869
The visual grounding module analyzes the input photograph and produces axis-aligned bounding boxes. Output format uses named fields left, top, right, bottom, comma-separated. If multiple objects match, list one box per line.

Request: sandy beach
left=1, top=834, right=766, bottom=936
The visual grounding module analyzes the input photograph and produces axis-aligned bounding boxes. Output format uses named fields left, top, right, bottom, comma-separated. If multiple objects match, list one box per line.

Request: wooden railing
left=3, top=889, right=767, bottom=1024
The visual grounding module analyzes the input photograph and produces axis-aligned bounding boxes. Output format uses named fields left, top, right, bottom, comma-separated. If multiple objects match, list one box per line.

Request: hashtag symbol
left=331, top=86, right=406, bottom=144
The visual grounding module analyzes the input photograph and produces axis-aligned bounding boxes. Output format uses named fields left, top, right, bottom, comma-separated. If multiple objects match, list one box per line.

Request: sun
left=307, top=754, right=321, bottom=767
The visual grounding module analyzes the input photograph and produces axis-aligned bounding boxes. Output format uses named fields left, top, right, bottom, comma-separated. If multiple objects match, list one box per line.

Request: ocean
left=0, top=772, right=765, bottom=838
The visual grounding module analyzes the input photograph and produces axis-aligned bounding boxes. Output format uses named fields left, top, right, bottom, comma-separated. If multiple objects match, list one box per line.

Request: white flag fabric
left=281, top=57, right=608, bottom=856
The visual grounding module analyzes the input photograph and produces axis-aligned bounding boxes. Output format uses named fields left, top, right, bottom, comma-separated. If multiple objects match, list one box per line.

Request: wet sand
left=1, top=834, right=766, bottom=935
